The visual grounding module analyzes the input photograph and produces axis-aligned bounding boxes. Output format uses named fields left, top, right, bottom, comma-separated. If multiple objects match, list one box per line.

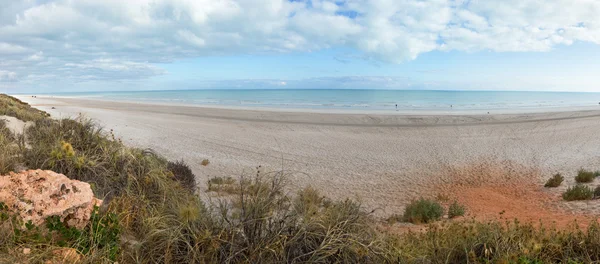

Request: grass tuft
left=448, top=201, right=466, bottom=218
left=402, top=198, right=444, bottom=224
left=544, top=173, right=564, bottom=187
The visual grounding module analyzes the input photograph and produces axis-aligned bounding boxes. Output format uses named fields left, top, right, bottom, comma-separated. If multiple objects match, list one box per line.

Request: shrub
left=544, top=173, right=564, bottom=187
left=563, top=185, right=594, bottom=201
left=403, top=198, right=444, bottom=224
left=595, top=186, right=600, bottom=199
left=167, top=160, right=197, bottom=192
left=448, top=201, right=466, bottom=218
left=595, top=171, right=600, bottom=177
left=201, top=159, right=210, bottom=166
left=575, top=169, right=595, bottom=183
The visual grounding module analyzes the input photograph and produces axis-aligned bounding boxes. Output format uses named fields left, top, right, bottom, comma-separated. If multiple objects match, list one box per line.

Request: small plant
left=46, top=207, right=120, bottom=260
left=544, top=173, right=564, bottom=187
left=403, top=198, right=444, bottom=224
left=563, top=185, right=594, bottom=201
left=575, top=169, right=595, bottom=183
left=167, top=160, right=197, bottom=192
left=448, top=201, right=466, bottom=218
left=201, top=159, right=210, bottom=166
left=594, top=171, right=600, bottom=177
left=435, top=193, right=450, bottom=202
left=595, top=186, right=600, bottom=199
left=207, top=176, right=237, bottom=194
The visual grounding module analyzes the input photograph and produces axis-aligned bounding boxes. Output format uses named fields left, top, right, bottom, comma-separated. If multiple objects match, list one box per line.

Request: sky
left=1, top=0, right=600, bottom=93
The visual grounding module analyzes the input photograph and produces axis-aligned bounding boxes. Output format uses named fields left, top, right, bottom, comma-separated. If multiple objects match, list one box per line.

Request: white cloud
left=0, top=0, right=600, bottom=87
left=0, top=70, right=17, bottom=82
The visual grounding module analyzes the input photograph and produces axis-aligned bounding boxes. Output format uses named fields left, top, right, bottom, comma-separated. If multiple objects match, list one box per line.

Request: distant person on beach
left=395, top=104, right=398, bottom=110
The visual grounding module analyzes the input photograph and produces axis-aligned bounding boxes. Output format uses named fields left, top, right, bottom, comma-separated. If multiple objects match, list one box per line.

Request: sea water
left=43, top=89, right=600, bottom=111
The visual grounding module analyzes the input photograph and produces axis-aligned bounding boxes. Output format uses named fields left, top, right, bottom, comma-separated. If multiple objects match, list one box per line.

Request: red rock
left=0, top=169, right=102, bottom=229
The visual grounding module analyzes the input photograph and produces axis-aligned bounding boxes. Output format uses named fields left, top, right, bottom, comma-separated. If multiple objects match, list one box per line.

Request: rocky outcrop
left=0, top=170, right=102, bottom=229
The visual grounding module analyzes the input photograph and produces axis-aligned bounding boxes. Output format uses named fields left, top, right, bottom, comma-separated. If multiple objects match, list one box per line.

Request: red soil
left=446, top=183, right=596, bottom=229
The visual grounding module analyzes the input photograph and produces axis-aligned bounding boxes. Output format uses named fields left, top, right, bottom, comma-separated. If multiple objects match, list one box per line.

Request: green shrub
left=46, top=207, right=120, bottom=260
left=595, top=171, right=600, bottom=177
left=544, top=173, right=564, bottom=187
left=563, top=185, right=594, bottom=201
left=448, top=201, right=466, bottom=218
left=595, top=186, right=600, bottom=199
left=575, top=169, right=595, bottom=183
left=403, top=198, right=444, bottom=224
left=167, top=160, right=197, bottom=192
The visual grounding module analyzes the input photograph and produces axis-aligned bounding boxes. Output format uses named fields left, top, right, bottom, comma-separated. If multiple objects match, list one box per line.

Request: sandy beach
left=15, top=95, right=600, bottom=217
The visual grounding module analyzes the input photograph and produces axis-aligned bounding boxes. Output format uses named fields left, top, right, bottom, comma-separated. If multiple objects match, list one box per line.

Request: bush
left=575, top=169, right=595, bottom=183
left=563, top=185, right=594, bottom=201
left=201, top=159, right=210, bottom=166
left=544, top=173, right=564, bottom=187
left=167, top=160, right=197, bottom=192
left=448, top=201, right=466, bottom=218
left=595, top=186, right=600, bottom=199
left=403, top=198, right=444, bottom=224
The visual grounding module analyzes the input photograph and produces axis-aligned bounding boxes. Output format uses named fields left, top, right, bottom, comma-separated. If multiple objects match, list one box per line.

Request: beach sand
left=15, top=95, right=600, bottom=218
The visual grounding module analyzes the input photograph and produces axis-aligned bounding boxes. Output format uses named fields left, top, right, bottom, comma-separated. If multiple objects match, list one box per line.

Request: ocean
left=44, top=89, right=600, bottom=112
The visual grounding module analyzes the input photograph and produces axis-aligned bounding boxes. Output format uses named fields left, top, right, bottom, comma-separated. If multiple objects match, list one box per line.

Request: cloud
left=1, top=0, right=600, bottom=87
left=0, top=70, right=17, bottom=82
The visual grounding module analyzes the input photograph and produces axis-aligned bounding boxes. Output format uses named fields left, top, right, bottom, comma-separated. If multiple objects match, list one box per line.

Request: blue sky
left=1, top=0, right=600, bottom=92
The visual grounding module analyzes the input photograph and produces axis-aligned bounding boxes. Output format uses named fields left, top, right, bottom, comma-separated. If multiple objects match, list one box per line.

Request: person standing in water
left=395, top=104, right=398, bottom=111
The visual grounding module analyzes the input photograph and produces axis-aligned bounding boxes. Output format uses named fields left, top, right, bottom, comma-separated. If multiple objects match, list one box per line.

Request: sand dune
left=16, top=96, right=600, bottom=217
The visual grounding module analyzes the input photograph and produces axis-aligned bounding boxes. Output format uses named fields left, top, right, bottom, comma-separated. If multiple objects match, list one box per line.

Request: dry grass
left=544, top=173, right=564, bottom=188
left=0, top=120, right=21, bottom=174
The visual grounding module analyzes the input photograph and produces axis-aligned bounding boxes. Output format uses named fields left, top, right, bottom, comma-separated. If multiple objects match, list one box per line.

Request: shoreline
left=15, top=94, right=600, bottom=116
left=15, top=95, right=600, bottom=216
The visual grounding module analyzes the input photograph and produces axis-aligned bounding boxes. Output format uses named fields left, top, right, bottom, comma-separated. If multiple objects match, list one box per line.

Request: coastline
left=16, top=95, right=600, bottom=216
left=16, top=94, right=600, bottom=116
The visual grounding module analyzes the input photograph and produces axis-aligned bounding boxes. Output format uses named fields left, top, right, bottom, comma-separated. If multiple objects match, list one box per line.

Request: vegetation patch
left=167, top=160, right=197, bottom=193
left=0, top=95, right=49, bottom=122
left=402, top=198, right=444, bottom=224
left=201, top=159, right=210, bottom=166
left=0, top=120, right=20, bottom=174
left=448, top=201, right=466, bottom=218
left=575, top=169, right=595, bottom=183
left=207, top=176, right=238, bottom=194
left=544, top=173, right=564, bottom=187
left=563, top=185, right=594, bottom=201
